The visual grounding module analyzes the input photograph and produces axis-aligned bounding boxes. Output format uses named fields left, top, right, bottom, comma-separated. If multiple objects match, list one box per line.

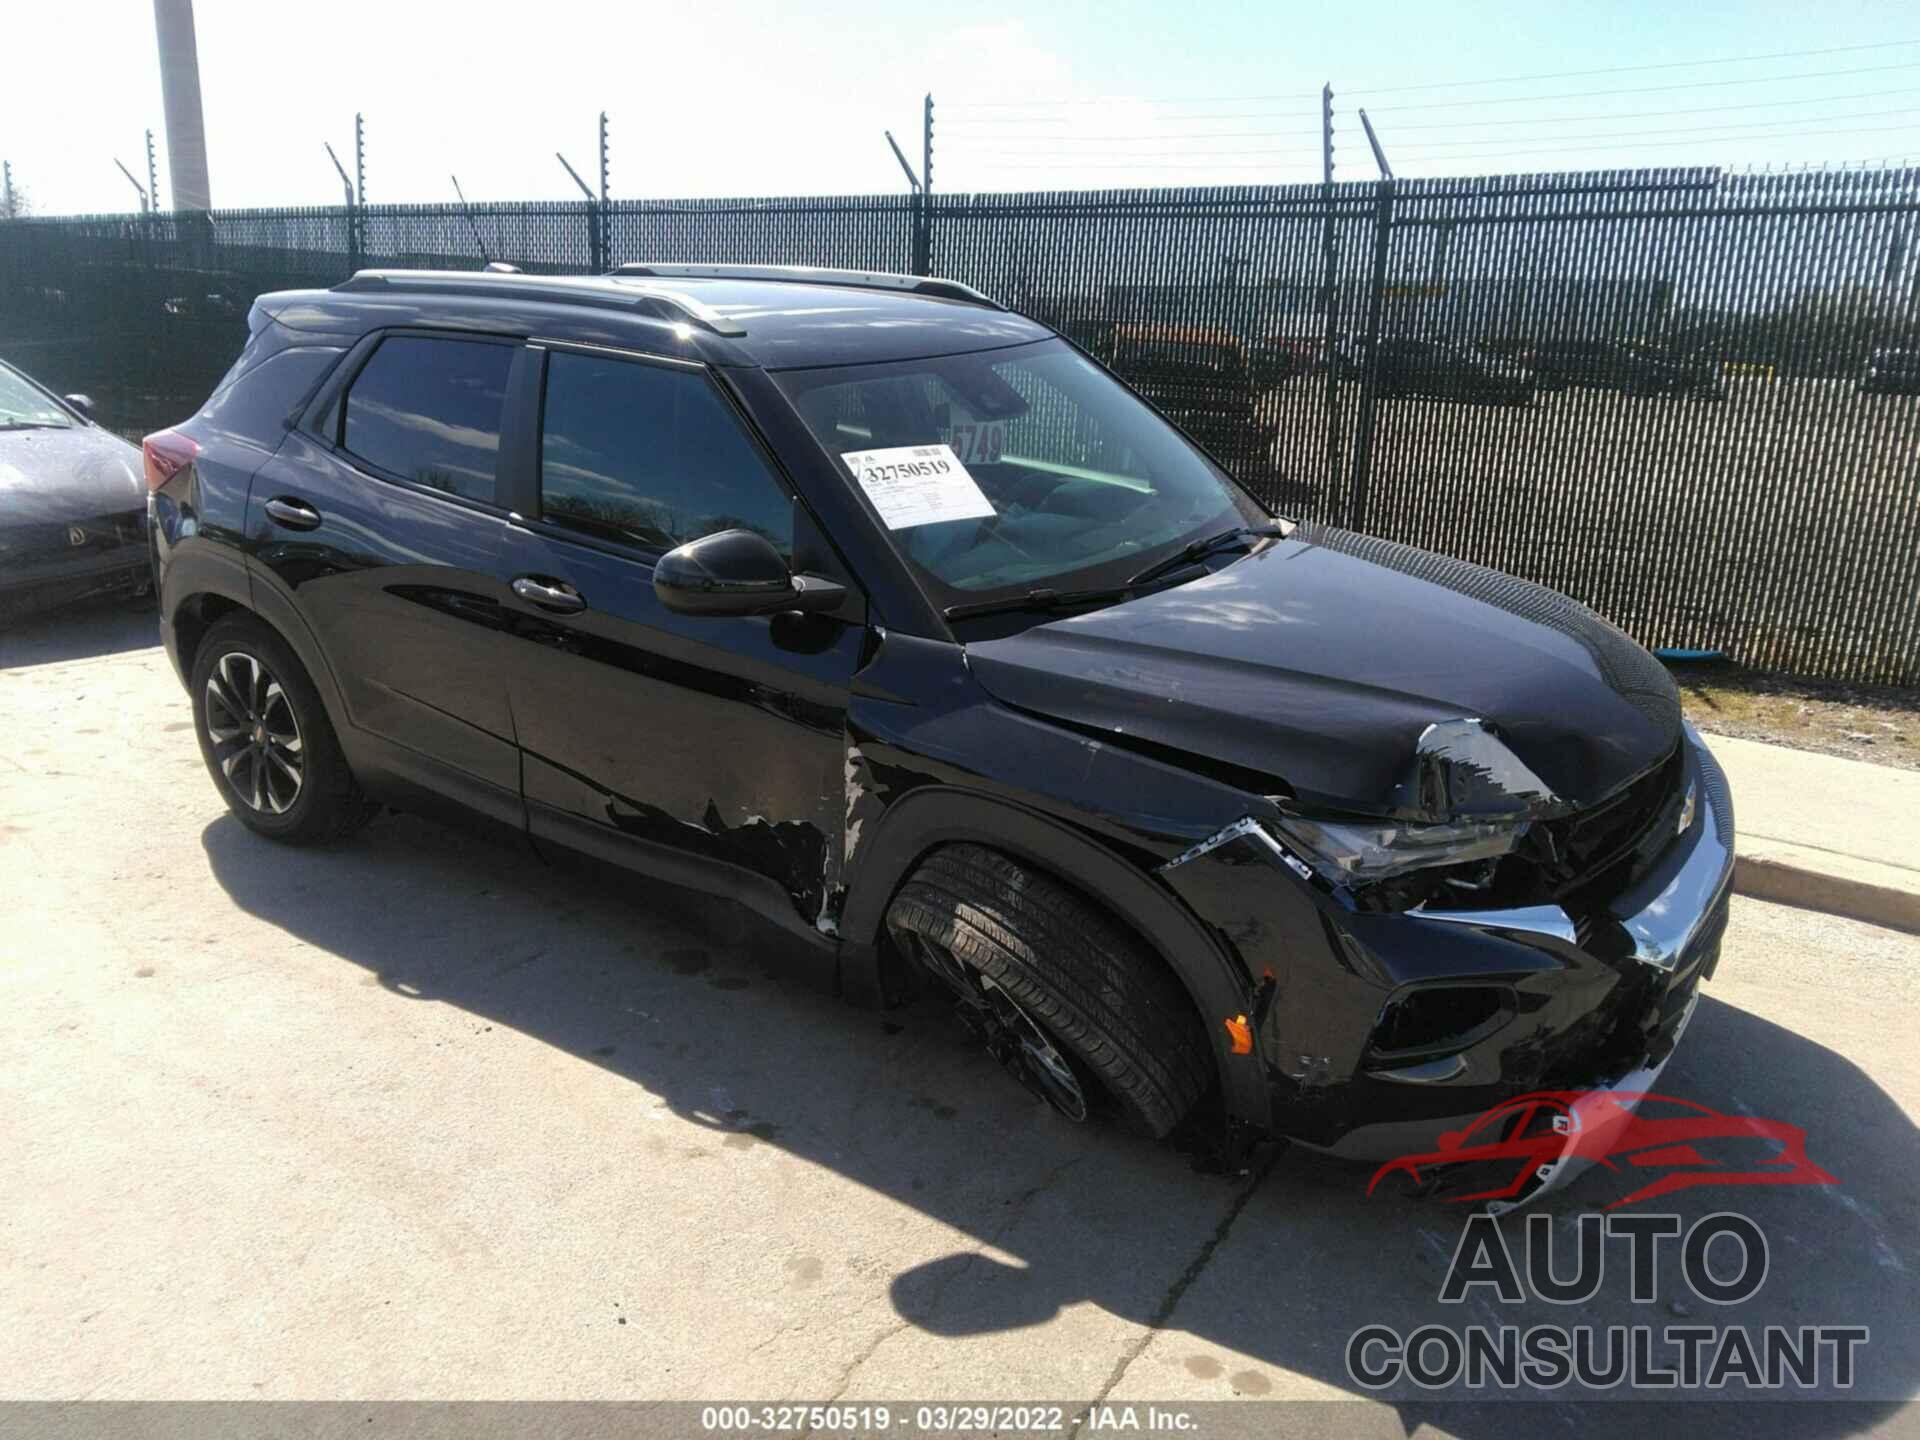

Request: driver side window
left=538, top=350, right=792, bottom=557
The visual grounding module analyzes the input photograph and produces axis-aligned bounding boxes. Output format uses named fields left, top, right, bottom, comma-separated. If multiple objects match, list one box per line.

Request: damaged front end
left=1262, top=717, right=1572, bottom=914
left=1159, top=718, right=1734, bottom=1192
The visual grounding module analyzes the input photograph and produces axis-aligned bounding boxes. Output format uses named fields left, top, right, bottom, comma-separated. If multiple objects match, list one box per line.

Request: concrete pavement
left=1, top=605, right=1916, bottom=1429
left=1704, top=731, right=1920, bottom=934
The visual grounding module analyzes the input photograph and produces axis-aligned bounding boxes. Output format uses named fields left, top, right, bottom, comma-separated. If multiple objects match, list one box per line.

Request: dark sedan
left=0, top=360, right=150, bottom=626
left=1526, top=339, right=1727, bottom=400
left=1366, top=338, right=1537, bottom=406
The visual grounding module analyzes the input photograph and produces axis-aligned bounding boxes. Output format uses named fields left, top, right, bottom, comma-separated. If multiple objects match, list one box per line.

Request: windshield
left=0, top=365, right=76, bottom=429
left=775, top=339, right=1266, bottom=608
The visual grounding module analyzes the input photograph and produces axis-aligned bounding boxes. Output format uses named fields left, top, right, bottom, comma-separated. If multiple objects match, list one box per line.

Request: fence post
left=914, top=92, right=934, bottom=276
left=1319, top=84, right=1345, bottom=505
left=1346, top=176, right=1396, bottom=533
left=598, top=111, right=612, bottom=271
left=352, top=112, right=366, bottom=272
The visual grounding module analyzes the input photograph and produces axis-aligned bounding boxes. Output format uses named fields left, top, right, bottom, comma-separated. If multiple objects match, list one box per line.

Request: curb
left=1732, top=853, right=1920, bottom=936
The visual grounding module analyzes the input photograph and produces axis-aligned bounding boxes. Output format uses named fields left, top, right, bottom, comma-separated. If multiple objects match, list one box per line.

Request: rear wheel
left=886, top=844, right=1212, bottom=1138
left=190, top=613, right=373, bottom=844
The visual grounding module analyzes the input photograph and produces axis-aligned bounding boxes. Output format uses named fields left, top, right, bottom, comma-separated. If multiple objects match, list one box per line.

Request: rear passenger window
left=538, top=351, right=791, bottom=556
left=341, top=335, right=513, bottom=504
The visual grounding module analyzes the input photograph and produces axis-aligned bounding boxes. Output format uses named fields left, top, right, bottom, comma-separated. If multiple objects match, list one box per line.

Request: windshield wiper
left=0, top=420, right=68, bottom=431
left=943, top=584, right=1135, bottom=622
left=1125, top=522, right=1286, bottom=589
left=944, top=523, right=1287, bottom=623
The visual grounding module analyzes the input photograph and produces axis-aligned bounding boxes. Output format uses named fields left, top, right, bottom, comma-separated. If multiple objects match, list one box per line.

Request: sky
left=5, top=0, right=1917, bottom=216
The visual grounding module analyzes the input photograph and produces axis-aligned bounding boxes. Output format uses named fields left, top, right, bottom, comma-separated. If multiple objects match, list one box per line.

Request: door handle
left=511, top=575, right=587, bottom=615
left=263, top=496, right=322, bottom=531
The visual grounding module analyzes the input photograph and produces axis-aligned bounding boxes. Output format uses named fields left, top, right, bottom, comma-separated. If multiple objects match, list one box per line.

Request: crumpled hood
left=0, top=425, right=144, bottom=525
left=965, top=524, right=1681, bottom=817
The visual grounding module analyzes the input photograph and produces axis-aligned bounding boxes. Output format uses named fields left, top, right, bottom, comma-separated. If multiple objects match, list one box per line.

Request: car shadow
left=201, top=807, right=1917, bottom=1428
left=0, top=598, right=159, bottom=668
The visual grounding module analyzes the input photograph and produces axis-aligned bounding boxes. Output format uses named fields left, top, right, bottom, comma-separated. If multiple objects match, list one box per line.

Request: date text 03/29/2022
left=698, top=1405, right=1199, bottom=1433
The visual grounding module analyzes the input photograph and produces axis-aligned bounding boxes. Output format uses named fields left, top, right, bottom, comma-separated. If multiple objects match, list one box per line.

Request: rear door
left=493, top=343, right=865, bottom=924
left=246, top=329, right=531, bottom=826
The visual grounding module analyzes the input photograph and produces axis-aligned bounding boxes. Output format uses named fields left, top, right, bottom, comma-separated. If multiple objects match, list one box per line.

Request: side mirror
left=64, top=393, right=95, bottom=417
left=653, top=528, right=846, bottom=618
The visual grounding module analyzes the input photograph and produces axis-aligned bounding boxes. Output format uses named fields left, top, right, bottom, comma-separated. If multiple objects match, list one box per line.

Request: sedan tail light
left=141, top=429, right=201, bottom=493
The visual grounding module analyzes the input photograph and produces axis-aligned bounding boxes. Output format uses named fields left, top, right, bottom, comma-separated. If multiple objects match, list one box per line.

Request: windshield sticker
left=840, top=444, right=995, bottom=530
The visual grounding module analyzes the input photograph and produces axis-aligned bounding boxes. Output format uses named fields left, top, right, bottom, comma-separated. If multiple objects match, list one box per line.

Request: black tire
left=189, top=613, right=373, bottom=844
left=885, top=844, right=1212, bottom=1138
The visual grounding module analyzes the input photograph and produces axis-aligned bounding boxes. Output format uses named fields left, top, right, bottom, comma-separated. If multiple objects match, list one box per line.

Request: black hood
left=965, top=524, right=1680, bottom=817
left=0, top=425, right=145, bottom=524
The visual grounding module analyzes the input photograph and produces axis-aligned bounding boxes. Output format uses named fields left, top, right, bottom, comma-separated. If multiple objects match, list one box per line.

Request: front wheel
left=189, top=613, right=373, bottom=844
left=886, top=845, right=1213, bottom=1137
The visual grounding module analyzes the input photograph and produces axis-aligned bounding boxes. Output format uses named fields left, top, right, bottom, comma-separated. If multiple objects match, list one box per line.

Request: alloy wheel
left=204, top=650, right=304, bottom=815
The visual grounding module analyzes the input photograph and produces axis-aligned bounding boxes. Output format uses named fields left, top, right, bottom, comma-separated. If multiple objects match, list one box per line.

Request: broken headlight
left=1267, top=812, right=1527, bottom=887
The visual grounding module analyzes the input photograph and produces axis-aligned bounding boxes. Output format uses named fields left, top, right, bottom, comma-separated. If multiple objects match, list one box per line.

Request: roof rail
left=608, top=262, right=1006, bottom=311
left=331, top=269, right=747, bottom=337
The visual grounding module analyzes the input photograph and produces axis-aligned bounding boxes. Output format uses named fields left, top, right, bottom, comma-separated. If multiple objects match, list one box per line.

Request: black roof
left=256, top=267, right=1053, bottom=369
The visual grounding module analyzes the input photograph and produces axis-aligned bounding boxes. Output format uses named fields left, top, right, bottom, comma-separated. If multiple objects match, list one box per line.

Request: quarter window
left=341, top=335, right=513, bottom=504
left=538, top=351, right=791, bottom=555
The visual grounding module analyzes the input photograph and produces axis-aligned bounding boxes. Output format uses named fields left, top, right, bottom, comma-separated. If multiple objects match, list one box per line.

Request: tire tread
left=887, top=844, right=1211, bottom=1137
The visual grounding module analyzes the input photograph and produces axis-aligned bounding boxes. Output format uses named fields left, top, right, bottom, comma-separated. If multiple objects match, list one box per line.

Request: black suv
left=147, top=264, right=1732, bottom=1202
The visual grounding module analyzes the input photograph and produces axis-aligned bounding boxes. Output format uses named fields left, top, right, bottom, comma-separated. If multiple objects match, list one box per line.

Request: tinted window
left=539, top=351, right=791, bottom=555
left=342, top=336, right=512, bottom=503
left=201, top=345, right=344, bottom=438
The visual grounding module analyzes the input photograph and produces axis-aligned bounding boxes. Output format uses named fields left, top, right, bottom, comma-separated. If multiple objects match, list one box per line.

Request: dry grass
left=1672, top=662, right=1920, bottom=770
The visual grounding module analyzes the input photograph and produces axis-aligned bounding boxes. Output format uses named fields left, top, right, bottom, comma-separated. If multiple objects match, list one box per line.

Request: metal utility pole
left=152, top=0, right=212, bottom=209
left=597, top=111, right=612, bottom=270
left=1320, top=83, right=1344, bottom=509
left=1348, top=109, right=1397, bottom=535
left=922, top=94, right=935, bottom=200
left=145, top=130, right=161, bottom=213
left=115, top=159, right=152, bottom=213
left=915, top=93, right=934, bottom=276
left=597, top=111, right=609, bottom=203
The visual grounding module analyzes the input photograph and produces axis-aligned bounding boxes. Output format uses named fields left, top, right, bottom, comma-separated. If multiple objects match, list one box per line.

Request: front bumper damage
left=0, top=510, right=151, bottom=625
left=1159, top=727, right=1734, bottom=1206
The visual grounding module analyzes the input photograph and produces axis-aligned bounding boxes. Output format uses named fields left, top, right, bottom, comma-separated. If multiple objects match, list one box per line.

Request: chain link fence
left=2, top=169, right=1916, bottom=683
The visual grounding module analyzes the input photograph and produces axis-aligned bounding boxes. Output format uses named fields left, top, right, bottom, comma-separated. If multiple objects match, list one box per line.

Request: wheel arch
left=166, top=547, right=350, bottom=741
left=839, top=785, right=1271, bottom=1129
left=171, top=591, right=248, bottom=681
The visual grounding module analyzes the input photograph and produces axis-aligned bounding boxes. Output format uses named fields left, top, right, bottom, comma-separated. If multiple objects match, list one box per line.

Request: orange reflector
left=1224, top=1014, right=1254, bottom=1055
